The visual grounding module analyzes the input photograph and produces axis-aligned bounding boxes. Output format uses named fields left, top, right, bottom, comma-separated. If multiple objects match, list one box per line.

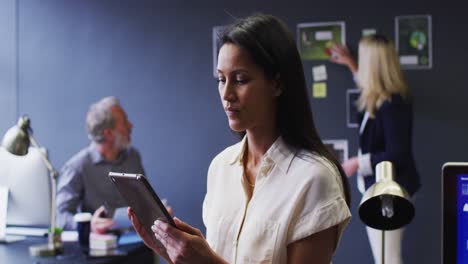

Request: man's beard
left=113, top=130, right=130, bottom=151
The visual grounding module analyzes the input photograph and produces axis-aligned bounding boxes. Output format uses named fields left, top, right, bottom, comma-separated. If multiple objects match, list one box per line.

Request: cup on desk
left=73, top=212, right=92, bottom=247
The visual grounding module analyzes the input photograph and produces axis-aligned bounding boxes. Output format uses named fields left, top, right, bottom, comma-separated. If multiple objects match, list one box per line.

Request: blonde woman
left=331, top=35, right=421, bottom=264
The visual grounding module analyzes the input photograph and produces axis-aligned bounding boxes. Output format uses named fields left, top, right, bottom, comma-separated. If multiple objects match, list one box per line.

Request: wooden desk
left=0, top=236, right=154, bottom=264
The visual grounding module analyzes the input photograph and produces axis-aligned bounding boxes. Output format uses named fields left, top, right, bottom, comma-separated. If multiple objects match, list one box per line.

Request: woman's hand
left=152, top=217, right=227, bottom=264
left=162, top=199, right=174, bottom=217
left=329, top=44, right=358, bottom=73
left=341, top=156, right=359, bottom=177
left=128, top=207, right=171, bottom=261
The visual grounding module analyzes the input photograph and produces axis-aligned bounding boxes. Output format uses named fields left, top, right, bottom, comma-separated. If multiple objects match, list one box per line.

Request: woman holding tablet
left=129, top=13, right=351, bottom=264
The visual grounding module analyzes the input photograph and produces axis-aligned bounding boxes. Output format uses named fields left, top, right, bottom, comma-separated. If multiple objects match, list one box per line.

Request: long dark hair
left=219, top=13, right=351, bottom=207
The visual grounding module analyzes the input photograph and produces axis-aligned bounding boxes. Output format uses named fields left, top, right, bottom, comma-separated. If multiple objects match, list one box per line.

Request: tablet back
left=108, top=172, right=174, bottom=248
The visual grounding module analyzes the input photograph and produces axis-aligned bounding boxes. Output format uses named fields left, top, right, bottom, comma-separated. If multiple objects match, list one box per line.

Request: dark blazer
left=360, top=94, right=421, bottom=196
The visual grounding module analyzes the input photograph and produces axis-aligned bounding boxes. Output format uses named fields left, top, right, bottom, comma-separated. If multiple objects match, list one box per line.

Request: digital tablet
left=442, top=162, right=468, bottom=264
left=108, top=172, right=175, bottom=248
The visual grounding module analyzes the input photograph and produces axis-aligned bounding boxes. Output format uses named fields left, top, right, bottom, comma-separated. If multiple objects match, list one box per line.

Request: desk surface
left=0, top=236, right=154, bottom=264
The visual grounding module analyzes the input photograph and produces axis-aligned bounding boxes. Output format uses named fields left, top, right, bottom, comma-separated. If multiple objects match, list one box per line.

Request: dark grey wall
left=1, top=1, right=467, bottom=263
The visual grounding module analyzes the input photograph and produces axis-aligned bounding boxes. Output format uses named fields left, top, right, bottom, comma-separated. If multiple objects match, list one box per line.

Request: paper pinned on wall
left=362, top=28, right=377, bottom=37
left=395, top=14, right=432, bottom=69
left=315, top=31, right=333, bottom=40
left=312, top=65, right=328, bottom=82
left=400, top=55, right=418, bottom=65
left=347, top=89, right=360, bottom=128
left=313, top=82, right=327, bottom=98
left=323, top=139, right=349, bottom=163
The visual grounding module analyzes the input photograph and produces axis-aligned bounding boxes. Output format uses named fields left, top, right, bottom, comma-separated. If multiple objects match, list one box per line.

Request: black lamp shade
left=359, top=161, right=415, bottom=231
left=359, top=194, right=415, bottom=230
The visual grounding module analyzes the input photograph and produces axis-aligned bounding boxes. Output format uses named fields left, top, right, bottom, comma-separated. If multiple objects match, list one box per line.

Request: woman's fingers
left=128, top=208, right=142, bottom=231
left=166, top=206, right=174, bottom=217
left=151, top=218, right=218, bottom=263
left=152, top=219, right=190, bottom=252
left=128, top=207, right=161, bottom=250
left=127, top=207, right=133, bottom=219
left=127, top=208, right=174, bottom=263
left=152, top=220, right=174, bottom=245
left=173, top=217, right=202, bottom=237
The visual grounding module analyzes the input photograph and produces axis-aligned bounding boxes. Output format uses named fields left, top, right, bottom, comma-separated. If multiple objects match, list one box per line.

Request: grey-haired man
left=56, top=96, right=145, bottom=233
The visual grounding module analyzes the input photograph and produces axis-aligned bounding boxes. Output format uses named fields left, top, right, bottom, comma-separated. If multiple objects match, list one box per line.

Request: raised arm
left=330, top=44, right=358, bottom=74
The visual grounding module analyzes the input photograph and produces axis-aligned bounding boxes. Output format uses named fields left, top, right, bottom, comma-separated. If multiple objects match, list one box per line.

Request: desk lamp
left=1, top=116, right=61, bottom=256
left=359, top=161, right=414, bottom=264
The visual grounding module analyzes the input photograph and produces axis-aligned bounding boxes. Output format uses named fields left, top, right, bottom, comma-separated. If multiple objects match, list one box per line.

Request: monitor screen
left=443, top=162, right=468, bottom=264
left=457, top=173, right=468, bottom=262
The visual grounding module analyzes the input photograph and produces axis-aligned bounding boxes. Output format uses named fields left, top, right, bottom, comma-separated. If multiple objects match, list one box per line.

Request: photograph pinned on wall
left=347, top=89, right=360, bottom=128
left=395, top=15, right=432, bottom=69
left=212, top=25, right=228, bottom=77
left=323, top=140, right=348, bottom=164
left=297, top=21, right=345, bottom=60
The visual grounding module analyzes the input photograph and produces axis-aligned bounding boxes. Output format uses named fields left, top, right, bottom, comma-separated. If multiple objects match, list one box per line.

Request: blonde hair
left=356, top=35, right=408, bottom=117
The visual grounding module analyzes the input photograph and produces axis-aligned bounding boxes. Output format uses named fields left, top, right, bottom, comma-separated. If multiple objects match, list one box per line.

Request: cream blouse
left=203, top=136, right=351, bottom=263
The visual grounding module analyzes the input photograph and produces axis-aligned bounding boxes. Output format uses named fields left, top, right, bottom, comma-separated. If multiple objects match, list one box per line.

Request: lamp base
left=29, top=242, right=63, bottom=257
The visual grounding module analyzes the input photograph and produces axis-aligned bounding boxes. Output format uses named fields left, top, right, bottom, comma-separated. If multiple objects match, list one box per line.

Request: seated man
left=56, top=96, right=145, bottom=233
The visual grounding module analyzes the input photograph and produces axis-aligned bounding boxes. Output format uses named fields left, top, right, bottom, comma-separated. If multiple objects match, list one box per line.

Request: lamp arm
left=28, top=134, right=59, bottom=248
left=28, top=135, right=58, bottom=178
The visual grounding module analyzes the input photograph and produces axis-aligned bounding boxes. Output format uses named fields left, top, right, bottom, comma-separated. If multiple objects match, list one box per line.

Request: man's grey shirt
left=56, top=143, right=145, bottom=230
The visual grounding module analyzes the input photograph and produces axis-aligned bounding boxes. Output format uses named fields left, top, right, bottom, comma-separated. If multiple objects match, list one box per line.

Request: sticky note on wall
left=313, top=82, right=327, bottom=98
left=312, top=65, right=327, bottom=82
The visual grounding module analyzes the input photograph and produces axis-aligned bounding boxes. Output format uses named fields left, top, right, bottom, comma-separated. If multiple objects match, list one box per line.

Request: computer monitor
left=442, top=162, right=468, bottom=264
left=0, top=147, right=50, bottom=227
